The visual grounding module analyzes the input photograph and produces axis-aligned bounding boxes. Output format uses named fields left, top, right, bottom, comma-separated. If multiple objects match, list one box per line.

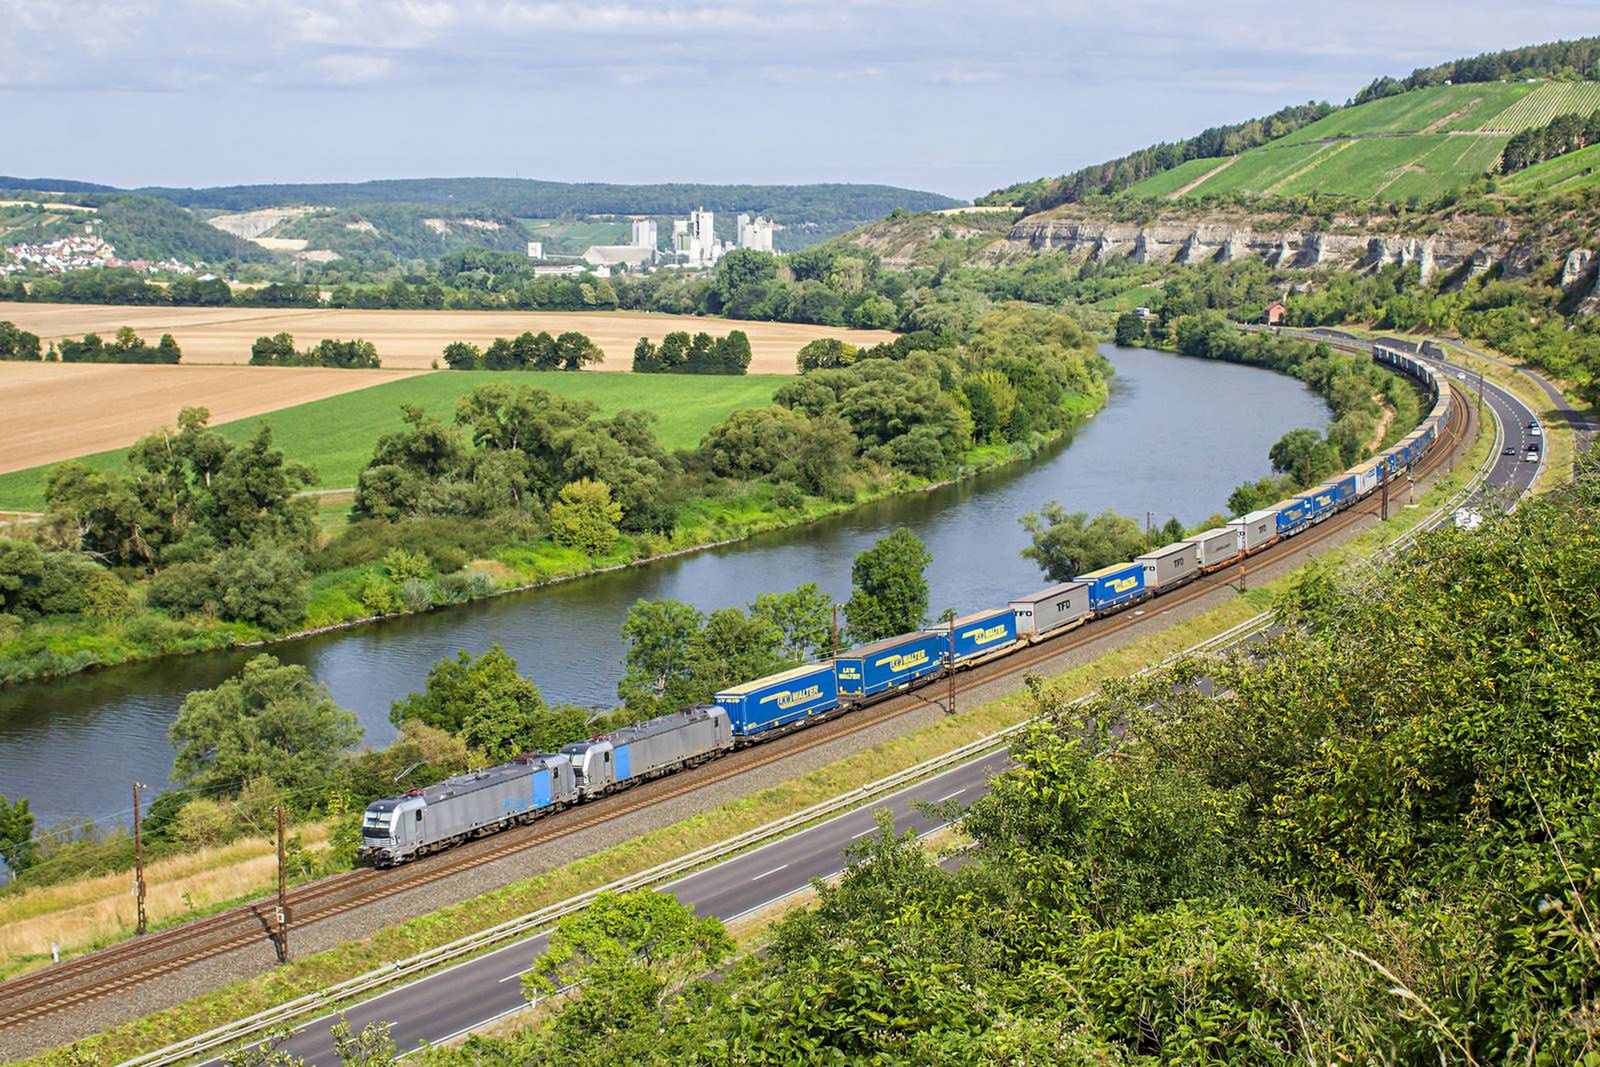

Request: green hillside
left=1501, top=139, right=1600, bottom=192
left=1123, top=80, right=1600, bottom=202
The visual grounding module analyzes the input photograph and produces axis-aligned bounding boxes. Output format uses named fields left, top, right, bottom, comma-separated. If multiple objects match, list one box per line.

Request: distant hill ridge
left=129, top=177, right=963, bottom=222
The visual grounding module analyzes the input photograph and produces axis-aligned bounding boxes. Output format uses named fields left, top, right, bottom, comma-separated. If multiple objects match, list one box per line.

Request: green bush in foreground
left=428, top=460, right=1600, bottom=1065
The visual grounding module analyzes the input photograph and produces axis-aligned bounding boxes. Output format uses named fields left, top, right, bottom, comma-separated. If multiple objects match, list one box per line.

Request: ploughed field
left=0, top=370, right=791, bottom=509
left=0, top=362, right=420, bottom=478
left=0, top=303, right=896, bottom=373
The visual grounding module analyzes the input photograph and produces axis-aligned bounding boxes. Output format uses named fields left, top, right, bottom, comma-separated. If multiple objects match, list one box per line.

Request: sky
left=4, top=0, right=1600, bottom=199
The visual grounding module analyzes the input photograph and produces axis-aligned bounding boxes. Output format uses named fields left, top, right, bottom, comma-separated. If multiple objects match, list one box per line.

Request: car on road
left=1525, top=449, right=1540, bottom=462
left=1456, top=371, right=1467, bottom=380
left=1529, top=423, right=1542, bottom=437
left=1503, top=445, right=1518, bottom=456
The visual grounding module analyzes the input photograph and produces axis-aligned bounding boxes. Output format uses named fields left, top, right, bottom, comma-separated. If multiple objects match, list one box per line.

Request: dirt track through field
left=0, top=363, right=420, bottom=473
left=0, top=304, right=897, bottom=374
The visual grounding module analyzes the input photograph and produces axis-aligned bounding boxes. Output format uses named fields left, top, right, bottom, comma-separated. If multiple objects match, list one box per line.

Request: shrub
left=382, top=547, right=431, bottom=582
left=549, top=478, right=622, bottom=556
left=146, top=561, right=219, bottom=616
left=211, top=544, right=308, bottom=630
left=773, top=482, right=806, bottom=510
left=174, top=798, right=232, bottom=848
left=358, top=573, right=402, bottom=615
left=80, top=569, right=134, bottom=619
left=315, top=517, right=503, bottom=575
left=437, top=571, right=496, bottom=604
left=398, top=578, right=437, bottom=613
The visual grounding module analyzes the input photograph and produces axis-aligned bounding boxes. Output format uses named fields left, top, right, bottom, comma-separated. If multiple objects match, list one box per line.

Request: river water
left=0, top=345, right=1328, bottom=829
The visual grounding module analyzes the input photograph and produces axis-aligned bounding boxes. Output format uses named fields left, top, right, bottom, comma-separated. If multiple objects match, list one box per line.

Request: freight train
left=359, top=346, right=1449, bottom=865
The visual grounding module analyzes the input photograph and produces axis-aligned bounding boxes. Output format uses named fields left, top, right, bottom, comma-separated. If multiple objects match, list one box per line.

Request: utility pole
left=274, top=805, right=289, bottom=964
left=132, top=782, right=147, bottom=936
left=831, top=604, right=840, bottom=660
left=945, top=617, right=956, bottom=716
left=1381, top=471, right=1389, bottom=522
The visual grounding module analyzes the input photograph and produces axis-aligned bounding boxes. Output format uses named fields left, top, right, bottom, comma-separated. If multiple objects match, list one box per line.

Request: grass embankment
left=0, top=825, right=332, bottom=980
left=0, top=379, right=1104, bottom=686
left=18, top=409, right=1490, bottom=1067
left=0, top=371, right=790, bottom=511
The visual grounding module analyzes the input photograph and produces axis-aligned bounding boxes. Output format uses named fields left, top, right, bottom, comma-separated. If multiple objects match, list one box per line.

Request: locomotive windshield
left=362, top=808, right=396, bottom=838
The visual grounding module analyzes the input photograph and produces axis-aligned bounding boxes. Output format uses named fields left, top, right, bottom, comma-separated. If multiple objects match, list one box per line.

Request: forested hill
left=0, top=176, right=118, bottom=194
left=987, top=35, right=1600, bottom=212
left=133, top=178, right=962, bottom=228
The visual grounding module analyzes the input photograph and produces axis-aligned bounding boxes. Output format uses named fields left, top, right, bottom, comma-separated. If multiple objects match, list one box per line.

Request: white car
left=1525, top=449, right=1540, bottom=462
left=1453, top=507, right=1484, bottom=530
left=1529, top=424, right=1542, bottom=437
left=1455, top=371, right=1467, bottom=380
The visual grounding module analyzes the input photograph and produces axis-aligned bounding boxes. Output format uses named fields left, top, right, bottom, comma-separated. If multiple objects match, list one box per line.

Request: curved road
left=232, top=360, right=1548, bottom=1066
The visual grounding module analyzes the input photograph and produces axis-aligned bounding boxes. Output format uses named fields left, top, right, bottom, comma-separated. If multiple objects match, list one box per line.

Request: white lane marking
left=404, top=1000, right=535, bottom=1058
left=650, top=756, right=1006, bottom=896
left=850, top=825, right=880, bottom=839
left=751, top=863, right=788, bottom=881
left=934, top=788, right=965, bottom=803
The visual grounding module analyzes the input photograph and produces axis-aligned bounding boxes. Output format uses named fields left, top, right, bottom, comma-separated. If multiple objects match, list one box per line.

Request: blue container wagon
left=715, top=662, right=840, bottom=738
left=1075, top=561, right=1147, bottom=612
left=835, top=630, right=946, bottom=698
left=935, top=607, right=1020, bottom=667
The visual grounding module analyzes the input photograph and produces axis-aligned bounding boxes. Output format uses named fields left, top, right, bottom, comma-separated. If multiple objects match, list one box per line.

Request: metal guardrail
left=118, top=606, right=1280, bottom=1067
left=119, top=363, right=1508, bottom=1067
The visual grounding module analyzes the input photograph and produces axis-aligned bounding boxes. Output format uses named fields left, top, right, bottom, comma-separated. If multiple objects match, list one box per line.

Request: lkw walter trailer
left=835, top=630, right=946, bottom=698
left=715, top=662, right=840, bottom=739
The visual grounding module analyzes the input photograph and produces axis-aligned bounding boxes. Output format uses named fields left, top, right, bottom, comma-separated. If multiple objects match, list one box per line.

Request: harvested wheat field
left=0, top=303, right=898, bottom=373
left=0, top=362, right=419, bottom=474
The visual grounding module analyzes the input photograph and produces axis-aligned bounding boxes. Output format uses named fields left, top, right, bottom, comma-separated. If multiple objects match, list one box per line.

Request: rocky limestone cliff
left=851, top=205, right=1600, bottom=311
left=1005, top=217, right=1489, bottom=281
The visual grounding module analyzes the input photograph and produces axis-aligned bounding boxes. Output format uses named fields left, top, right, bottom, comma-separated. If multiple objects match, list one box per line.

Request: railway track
left=0, top=385, right=1472, bottom=1030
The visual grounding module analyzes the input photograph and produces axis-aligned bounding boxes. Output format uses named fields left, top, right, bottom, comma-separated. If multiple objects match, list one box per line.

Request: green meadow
left=0, top=371, right=792, bottom=511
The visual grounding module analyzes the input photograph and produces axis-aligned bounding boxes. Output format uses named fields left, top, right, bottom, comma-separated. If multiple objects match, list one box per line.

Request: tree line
left=978, top=101, right=1335, bottom=210
left=248, top=333, right=381, bottom=368
left=0, top=323, right=180, bottom=363
left=631, top=330, right=750, bottom=375
left=1499, top=107, right=1600, bottom=173
left=441, top=330, right=603, bottom=371
left=1354, top=35, right=1600, bottom=104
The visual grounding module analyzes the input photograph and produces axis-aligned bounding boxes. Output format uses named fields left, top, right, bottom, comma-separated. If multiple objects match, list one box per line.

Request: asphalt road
left=1287, top=328, right=1542, bottom=511
left=258, top=751, right=1010, bottom=1062
left=229, top=352, right=1543, bottom=1065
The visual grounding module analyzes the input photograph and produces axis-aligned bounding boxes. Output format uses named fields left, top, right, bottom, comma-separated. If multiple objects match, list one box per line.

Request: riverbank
left=0, top=391, right=1104, bottom=687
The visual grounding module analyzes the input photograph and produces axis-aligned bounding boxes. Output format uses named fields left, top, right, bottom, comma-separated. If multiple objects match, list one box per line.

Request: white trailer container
left=1352, top=459, right=1383, bottom=498
left=1135, top=540, right=1200, bottom=592
left=1010, top=582, right=1091, bottom=641
left=1185, top=527, right=1240, bottom=572
left=1229, top=507, right=1279, bottom=555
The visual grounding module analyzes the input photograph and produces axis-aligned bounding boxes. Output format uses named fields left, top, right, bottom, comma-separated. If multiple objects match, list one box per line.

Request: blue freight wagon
left=715, top=662, right=840, bottom=738
left=1299, top=485, right=1336, bottom=524
left=1274, top=497, right=1313, bottom=536
left=935, top=607, right=1019, bottom=667
left=1075, top=561, right=1147, bottom=612
left=836, top=631, right=946, bottom=698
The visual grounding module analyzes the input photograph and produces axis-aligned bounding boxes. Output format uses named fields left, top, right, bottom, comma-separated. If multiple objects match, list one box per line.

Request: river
left=0, top=345, right=1329, bottom=830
